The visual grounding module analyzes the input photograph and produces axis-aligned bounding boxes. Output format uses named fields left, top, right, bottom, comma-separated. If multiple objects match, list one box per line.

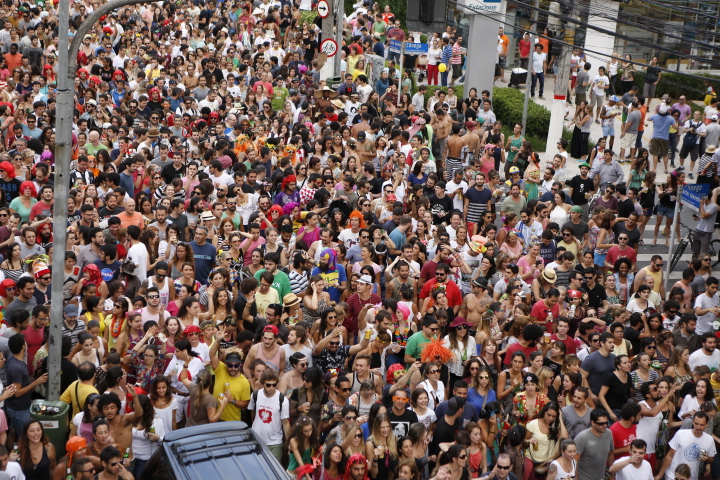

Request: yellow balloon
left=439, top=63, right=447, bottom=73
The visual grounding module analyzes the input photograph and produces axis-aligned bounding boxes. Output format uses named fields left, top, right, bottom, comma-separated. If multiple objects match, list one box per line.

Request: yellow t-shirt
left=60, top=381, right=99, bottom=417
left=212, top=362, right=251, bottom=422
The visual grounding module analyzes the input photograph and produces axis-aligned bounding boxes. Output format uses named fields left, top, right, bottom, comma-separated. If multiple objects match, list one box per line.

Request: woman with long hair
left=169, top=242, right=194, bottom=280
left=315, top=443, right=346, bottom=480
left=150, top=375, right=177, bottom=432
left=593, top=213, right=616, bottom=269
left=114, top=313, right=144, bottom=362
left=177, top=296, right=201, bottom=330
left=19, top=420, right=56, bottom=478
left=366, top=413, right=399, bottom=480
left=627, top=285, right=655, bottom=314
left=174, top=262, right=202, bottom=295
left=302, top=275, right=331, bottom=327
left=638, top=170, right=656, bottom=241
left=290, top=367, right=328, bottom=426
left=180, top=368, right=228, bottom=426
left=130, top=394, right=164, bottom=478
left=654, top=171, right=682, bottom=246
left=467, top=366, right=497, bottom=414
left=569, top=102, right=592, bottom=160
left=498, top=351, right=526, bottom=412
left=433, top=444, right=470, bottom=480
left=627, top=155, right=649, bottom=190
left=547, top=439, right=577, bottom=480
left=417, top=362, right=445, bottom=411
left=665, top=345, right=692, bottom=387
left=287, top=416, right=321, bottom=478
left=523, top=153, right=542, bottom=200
left=679, top=377, right=715, bottom=420
left=0, top=243, right=24, bottom=282
left=524, top=402, right=566, bottom=479
left=598, top=354, right=633, bottom=422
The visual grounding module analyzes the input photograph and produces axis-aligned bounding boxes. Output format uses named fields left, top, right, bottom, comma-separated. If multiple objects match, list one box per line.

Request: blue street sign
left=681, top=183, right=710, bottom=212
left=388, top=40, right=429, bottom=54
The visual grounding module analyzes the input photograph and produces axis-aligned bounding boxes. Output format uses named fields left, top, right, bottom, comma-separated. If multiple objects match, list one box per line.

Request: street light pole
left=49, top=0, right=153, bottom=400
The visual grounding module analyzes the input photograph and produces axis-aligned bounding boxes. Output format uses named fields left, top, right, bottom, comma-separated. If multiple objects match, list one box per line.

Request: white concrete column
left=583, top=0, right=619, bottom=60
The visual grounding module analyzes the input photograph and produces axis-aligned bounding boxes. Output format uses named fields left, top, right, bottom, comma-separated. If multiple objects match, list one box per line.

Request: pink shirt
left=517, top=256, right=544, bottom=284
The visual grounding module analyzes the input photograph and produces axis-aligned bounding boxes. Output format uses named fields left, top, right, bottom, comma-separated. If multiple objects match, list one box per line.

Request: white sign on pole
left=317, top=0, right=330, bottom=18
left=464, top=0, right=502, bottom=13
left=320, top=39, right=338, bottom=57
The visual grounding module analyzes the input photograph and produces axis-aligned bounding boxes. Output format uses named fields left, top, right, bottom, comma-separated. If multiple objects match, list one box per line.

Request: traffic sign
left=681, top=183, right=710, bottom=213
left=320, top=38, right=338, bottom=57
left=388, top=40, right=429, bottom=55
left=464, top=0, right=502, bottom=13
left=317, top=0, right=330, bottom=18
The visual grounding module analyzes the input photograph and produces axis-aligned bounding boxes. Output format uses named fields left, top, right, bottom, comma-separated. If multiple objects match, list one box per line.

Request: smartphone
left=535, top=259, right=542, bottom=266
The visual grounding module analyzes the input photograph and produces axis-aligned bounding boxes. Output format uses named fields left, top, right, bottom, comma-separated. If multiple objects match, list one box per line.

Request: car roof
left=152, top=422, right=289, bottom=480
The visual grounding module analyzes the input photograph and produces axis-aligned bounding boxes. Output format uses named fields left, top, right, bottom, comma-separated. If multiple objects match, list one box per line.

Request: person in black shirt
left=582, top=268, right=608, bottom=313
left=430, top=182, right=454, bottom=225
left=643, top=56, right=662, bottom=110
left=429, top=397, right=465, bottom=457
left=612, top=213, right=641, bottom=250
left=567, top=163, right=595, bottom=221
left=386, top=389, right=418, bottom=438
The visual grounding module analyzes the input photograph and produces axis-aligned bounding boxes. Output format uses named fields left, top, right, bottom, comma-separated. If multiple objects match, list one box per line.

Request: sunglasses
left=265, top=383, right=278, bottom=387
left=227, top=363, right=241, bottom=368
left=427, top=370, right=439, bottom=374
left=339, top=387, right=352, bottom=392
left=594, top=421, right=609, bottom=426
left=479, top=375, right=490, bottom=379
left=329, top=342, right=340, bottom=346
left=345, top=415, right=357, bottom=420
left=392, top=396, right=409, bottom=403
left=497, top=465, right=511, bottom=470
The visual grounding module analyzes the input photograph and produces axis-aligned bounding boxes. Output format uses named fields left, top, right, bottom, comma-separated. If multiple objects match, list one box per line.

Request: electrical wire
left=503, top=0, right=720, bottom=67
left=448, top=0, right=720, bottom=88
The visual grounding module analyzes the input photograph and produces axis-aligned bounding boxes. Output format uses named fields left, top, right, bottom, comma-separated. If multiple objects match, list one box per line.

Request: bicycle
left=670, top=219, right=720, bottom=271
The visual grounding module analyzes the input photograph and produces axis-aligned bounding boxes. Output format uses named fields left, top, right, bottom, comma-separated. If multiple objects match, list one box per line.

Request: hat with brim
left=252, top=7, right=263, bottom=15
left=283, top=292, right=301, bottom=307
left=579, top=162, right=590, bottom=169
left=358, top=274, right=373, bottom=285
left=200, top=211, right=215, bottom=222
left=331, top=99, right=344, bottom=109
left=472, top=277, right=489, bottom=289
left=147, top=128, right=160, bottom=138
left=450, top=316, right=472, bottom=328
left=541, top=268, right=557, bottom=283
left=707, top=145, right=718, bottom=154
left=315, top=86, right=338, bottom=98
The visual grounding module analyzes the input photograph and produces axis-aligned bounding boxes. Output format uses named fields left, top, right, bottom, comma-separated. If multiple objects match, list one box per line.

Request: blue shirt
left=649, top=113, right=677, bottom=140
left=467, top=387, right=497, bottom=413
left=119, top=171, right=135, bottom=196
left=189, top=241, right=217, bottom=284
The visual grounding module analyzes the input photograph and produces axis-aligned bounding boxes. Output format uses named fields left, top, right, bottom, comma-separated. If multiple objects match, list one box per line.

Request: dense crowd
left=0, top=1, right=717, bottom=480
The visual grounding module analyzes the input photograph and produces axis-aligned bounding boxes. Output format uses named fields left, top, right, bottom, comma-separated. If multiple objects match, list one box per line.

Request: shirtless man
left=356, top=131, right=376, bottom=165
left=386, top=260, right=418, bottom=302
left=243, top=325, right=286, bottom=379
left=308, top=228, right=337, bottom=262
left=445, top=124, right=466, bottom=182
left=461, top=278, right=493, bottom=329
left=97, top=390, right=143, bottom=459
left=432, top=107, right=453, bottom=171
left=462, top=121, right=481, bottom=164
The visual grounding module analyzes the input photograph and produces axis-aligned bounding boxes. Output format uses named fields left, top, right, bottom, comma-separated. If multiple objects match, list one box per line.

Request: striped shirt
left=451, top=43, right=462, bottom=65
left=441, top=45, right=452, bottom=66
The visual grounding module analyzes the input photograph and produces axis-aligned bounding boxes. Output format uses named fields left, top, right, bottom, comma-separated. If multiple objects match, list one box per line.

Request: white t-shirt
left=532, top=52, right=547, bottom=73
left=248, top=389, right=290, bottom=445
left=127, top=242, right=149, bottom=282
left=446, top=180, right=468, bottom=211
left=164, top=356, right=204, bottom=394
left=592, top=75, right=610, bottom=97
left=665, top=429, right=716, bottom=480
left=688, top=348, right=720, bottom=373
left=338, top=229, right=360, bottom=249
left=613, top=458, right=653, bottom=480
left=2, top=461, right=24, bottom=480
left=636, top=400, right=663, bottom=454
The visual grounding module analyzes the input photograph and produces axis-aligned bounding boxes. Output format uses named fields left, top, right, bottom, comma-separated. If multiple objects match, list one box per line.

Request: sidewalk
left=492, top=74, right=673, bottom=183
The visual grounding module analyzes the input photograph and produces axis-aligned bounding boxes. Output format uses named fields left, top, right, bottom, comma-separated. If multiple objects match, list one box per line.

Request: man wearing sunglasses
left=98, top=445, right=133, bottom=480
left=483, top=453, right=515, bottom=480
left=574, top=409, right=614, bottom=480
left=209, top=325, right=250, bottom=422
left=633, top=255, right=666, bottom=300
left=248, top=368, right=290, bottom=463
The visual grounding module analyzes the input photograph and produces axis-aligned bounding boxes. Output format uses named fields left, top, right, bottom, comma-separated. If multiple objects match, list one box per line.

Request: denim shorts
left=657, top=204, right=674, bottom=217
left=602, top=126, right=615, bottom=137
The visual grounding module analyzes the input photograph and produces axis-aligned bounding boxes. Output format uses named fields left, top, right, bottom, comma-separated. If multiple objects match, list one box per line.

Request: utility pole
left=50, top=0, right=152, bottom=400
left=545, top=0, right=573, bottom=161
left=521, top=0, right=540, bottom=137
left=334, top=0, right=344, bottom=76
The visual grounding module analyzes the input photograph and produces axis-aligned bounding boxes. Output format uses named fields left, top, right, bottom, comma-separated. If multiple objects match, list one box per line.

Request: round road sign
left=320, top=38, right=338, bottom=57
left=317, top=0, right=330, bottom=18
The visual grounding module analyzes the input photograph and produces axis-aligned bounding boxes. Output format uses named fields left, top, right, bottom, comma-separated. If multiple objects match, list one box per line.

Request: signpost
left=320, top=38, right=338, bottom=57
left=681, top=183, right=710, bottom=213
left=317, top=0, right=330, bottom=18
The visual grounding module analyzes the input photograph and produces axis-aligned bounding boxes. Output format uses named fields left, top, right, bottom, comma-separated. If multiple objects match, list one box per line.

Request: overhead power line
left=504, top=0, right=720, bottom=68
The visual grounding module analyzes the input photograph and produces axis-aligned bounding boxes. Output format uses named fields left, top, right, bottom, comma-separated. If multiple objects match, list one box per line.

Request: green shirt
left=254, top=268, right=292, bottom=299
left=405, top=331, right=433, bottom=360
left=271, top=86, right=289, bottom=111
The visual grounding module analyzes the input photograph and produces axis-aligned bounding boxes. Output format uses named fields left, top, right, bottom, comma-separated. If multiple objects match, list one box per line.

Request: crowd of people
left=0, top=0, right=716, bottom=480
